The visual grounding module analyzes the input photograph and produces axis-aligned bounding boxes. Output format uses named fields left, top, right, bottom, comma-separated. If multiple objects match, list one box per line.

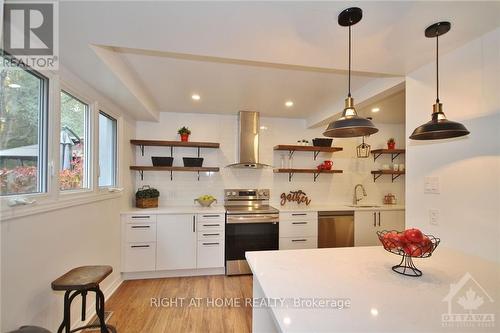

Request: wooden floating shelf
left=274, top=168, right=343, bottom=182
left=274, top=145, right=343, bottom=160
left=371, top=170, right=405, bottom=182
left=131, top=140, right=220, bottom=148
left=130, top=166, right=220, bottom=181
left=371, top=149, right=405, bottom=162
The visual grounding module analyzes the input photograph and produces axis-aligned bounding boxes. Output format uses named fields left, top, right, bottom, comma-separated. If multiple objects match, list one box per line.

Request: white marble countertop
left=247, top=247, right=500, bottom=333
left=121, top=205, right=226, bottom=214
left=121, top=204, right=404, bottom=215
left=275, top=204, right=405, bottom=212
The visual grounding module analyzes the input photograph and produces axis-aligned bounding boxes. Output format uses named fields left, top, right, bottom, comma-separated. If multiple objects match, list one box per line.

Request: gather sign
left=280, top=190, right=312, bottom=206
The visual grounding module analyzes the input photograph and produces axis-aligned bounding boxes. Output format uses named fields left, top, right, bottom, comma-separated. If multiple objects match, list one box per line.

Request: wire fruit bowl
left=377, top=230, right=440, bottom=277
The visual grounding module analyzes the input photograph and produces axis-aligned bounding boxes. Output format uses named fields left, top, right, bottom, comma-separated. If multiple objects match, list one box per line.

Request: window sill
left=0, top=191, right=123, bottom=222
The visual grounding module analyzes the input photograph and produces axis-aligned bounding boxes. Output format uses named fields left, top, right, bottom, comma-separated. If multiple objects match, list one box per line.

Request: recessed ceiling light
left=191, top=94, right=201, bottom=101
left=8, top=83, right=21, bottom=88
left=285, top=101, right=294, bottom=107
left=371, top=107, right=380, bottom=113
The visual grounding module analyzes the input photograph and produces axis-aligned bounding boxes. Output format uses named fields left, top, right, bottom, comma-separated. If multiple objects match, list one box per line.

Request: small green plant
left=178, top=126, right=191, bottom=135
left=387, top=138, right=395, bottom=144
left=136, top=186, right=160, bottom=199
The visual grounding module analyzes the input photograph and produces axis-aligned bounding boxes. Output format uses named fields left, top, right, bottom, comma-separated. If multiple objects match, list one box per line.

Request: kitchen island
left=247, top=247, right=500, bottom=332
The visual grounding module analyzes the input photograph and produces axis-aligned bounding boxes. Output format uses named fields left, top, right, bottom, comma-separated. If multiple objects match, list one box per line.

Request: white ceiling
left=58, top=1, right=500, bottom=122
left=358, top=90, right=406, bottom=124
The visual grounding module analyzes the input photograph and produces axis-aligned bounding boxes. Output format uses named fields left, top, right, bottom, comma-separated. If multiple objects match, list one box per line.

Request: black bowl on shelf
left=377, top=230, right=440, bottom=277
left=183, top=157, right=204, bottom=167
left=312, top=138, right=333, bottom=147
left=151, top=156, right=173, bottom=167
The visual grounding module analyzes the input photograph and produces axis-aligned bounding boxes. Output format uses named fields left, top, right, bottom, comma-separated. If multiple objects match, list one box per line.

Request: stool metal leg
left=57, top=290, right=71, bottom=333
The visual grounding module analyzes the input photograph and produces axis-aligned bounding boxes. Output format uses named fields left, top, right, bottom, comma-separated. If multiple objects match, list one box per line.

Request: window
left=0, top=61, right=48, bottom=196
left=59, top=91, right=89, bottom=191
left=98, top=111, right=117, bottom=187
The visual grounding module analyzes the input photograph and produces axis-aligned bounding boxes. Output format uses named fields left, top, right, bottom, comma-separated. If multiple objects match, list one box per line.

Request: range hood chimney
left=226, top=111, right=272, bottom=169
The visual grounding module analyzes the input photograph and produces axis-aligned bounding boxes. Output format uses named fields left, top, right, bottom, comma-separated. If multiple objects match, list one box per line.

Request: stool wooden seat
left=52, top=266, right=112, bottom=291
left=52, top=266, right=116, bottom=333
left=8, top=326, right=51, bottom=333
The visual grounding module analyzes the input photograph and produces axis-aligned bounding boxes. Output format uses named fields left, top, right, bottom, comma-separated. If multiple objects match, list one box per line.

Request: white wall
left=0, top=75, right=136, bottom=331
left=405, top=28, right=500, bottom=262
left=135, top=112, right=406, bottom=207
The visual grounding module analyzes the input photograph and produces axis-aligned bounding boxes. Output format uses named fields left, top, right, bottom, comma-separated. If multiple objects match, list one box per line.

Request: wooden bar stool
left=51, top=266, right=116, bottom=333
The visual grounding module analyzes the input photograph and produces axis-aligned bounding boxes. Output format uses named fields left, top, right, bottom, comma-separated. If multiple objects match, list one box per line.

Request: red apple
left=404, top=228, right=424, bottom=243
left=382, top=231, right=401, bottom=249
left=404, top=243, right=424, bottom=257
left=419, top=236, right=433, bottom=254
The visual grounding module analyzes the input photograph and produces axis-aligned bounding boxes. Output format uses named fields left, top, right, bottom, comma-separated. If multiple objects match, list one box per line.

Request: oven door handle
left=227, top=214, right=279, bottom=224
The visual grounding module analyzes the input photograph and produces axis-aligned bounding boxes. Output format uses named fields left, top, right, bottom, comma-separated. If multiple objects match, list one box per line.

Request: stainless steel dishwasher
left=318, top=211, right=354, bottom=248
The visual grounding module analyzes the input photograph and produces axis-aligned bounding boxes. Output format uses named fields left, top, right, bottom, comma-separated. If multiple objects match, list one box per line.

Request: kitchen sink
left=347, top=204, right=381, bottom=208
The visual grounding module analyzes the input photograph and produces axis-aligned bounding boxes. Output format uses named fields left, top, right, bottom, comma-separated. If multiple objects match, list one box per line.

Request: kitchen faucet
left=353, top=184, right=367, bottom=205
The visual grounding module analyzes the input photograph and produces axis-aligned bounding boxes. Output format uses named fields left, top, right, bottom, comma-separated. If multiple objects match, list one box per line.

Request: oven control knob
left=231, top=191, right=237, bottom=196
left=226, top=191, right=232, bottom=196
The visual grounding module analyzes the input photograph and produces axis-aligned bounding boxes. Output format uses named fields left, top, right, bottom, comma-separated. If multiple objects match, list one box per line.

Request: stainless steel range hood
left=226, top=111, right=272, bottom=169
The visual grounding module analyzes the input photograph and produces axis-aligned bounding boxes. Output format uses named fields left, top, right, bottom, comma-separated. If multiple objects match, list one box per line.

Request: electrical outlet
left=429, top=209, right=440, bottom=225
left=424, top=177, right=440, bottom=194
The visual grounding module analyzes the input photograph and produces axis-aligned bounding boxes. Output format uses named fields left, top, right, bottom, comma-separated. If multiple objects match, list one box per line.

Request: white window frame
left=97, top=110, right=118, bottom=190
left=59, top=87, right=94, bottom=195
left=0, top=68, right=124, bottom=221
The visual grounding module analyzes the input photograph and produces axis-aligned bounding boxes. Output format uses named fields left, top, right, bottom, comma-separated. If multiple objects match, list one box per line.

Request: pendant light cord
left=436, top=34, right=439, bottom=103
left=348, top=25, right=352, bottom=97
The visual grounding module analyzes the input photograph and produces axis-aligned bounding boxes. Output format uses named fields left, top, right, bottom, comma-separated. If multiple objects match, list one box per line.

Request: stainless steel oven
left=225, top=189, right=279, bottom=275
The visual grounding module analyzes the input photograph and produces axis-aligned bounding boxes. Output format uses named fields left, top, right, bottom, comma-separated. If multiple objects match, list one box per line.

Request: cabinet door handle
left=131, top=225, right=150, bottom=229
left=202, top=214, right=220, bottom=218
left=291, top=239, right=307, bottom=242
left=131, top=215, right=150, bottom=219
left=202, top=242, right=220, bottom=246
left=193, top=216, right=196, bottom=232
left=203, top=224, right=220, bottom=227
left=292, top=213, right=307, bottom=216
left=378, top=212, right=381, bottom=226
left=203, top=233, right=220, bottom=236
left=131, top=245, right=150, bottom=248
left=373, top=212, right=377, bottom=227
left=292, top=222, right=307, bottom=225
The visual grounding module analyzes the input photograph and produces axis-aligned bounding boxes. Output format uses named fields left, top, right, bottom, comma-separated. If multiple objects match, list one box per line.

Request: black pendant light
left=409, top=22, right=470, bottom=140
left=324, top=7, right=379, bottom=138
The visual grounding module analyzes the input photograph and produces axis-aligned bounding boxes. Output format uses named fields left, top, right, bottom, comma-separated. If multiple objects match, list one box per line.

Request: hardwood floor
left=104, top=275, right=253, bottom=333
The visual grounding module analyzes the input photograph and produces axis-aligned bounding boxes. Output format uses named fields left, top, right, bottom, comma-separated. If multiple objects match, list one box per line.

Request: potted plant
left=387, top=138, right=396, bottom=150
left=135, top=185, right=160, bottom=208
left=178, top=126, right=191, bottom=142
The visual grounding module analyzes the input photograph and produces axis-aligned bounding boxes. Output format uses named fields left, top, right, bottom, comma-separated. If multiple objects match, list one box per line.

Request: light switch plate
left=424, top=177, right=440, bottom=194
left=429, top=209, right=440, bottom=225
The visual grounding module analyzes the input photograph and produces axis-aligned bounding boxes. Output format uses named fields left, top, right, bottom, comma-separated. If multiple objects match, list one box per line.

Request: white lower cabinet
left=121, top=212, right=225, bottom=275
left=354, top=210, right=405, bottom=246
left=279, top=211, right=318, bottom=250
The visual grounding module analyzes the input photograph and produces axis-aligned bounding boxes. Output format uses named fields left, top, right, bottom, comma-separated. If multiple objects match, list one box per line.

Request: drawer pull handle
left=202, top=242, right=219, bottom=246
left=131, top=245, right=150, bottom=248
left=291, top=239, right=307, bottom=242
left=292, top=222, right=307, bottom=225
left=131, top=216, right=150, bottom=219
left=202, top=233, right=220, bottom=236
left=291, top=213, right=307, bottom=216
left=202, top=215, right=220, bottom=218
left=203, top=224, right=220, bottom=227
left=131, top=225, right=150, bottom=229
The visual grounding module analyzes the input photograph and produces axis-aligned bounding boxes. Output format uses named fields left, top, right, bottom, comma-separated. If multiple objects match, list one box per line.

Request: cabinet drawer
left=280, top=219, right=317, bottom=238
left=279, top=237, right=317, bottom=250
left=280, top=211, right=317, bottom=221
left=124, top=214, right=157, bottom=224
left=125, top=223, right=156, bottom=243
left=197, top=240, right=224, bottom=268
left=197, top=220, right=224, bottom=232
left=198, top=230, right=224, bottom=241
left=123, top=242, right=156, bottom=272
left=197, top=213, right=225, bottom=223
